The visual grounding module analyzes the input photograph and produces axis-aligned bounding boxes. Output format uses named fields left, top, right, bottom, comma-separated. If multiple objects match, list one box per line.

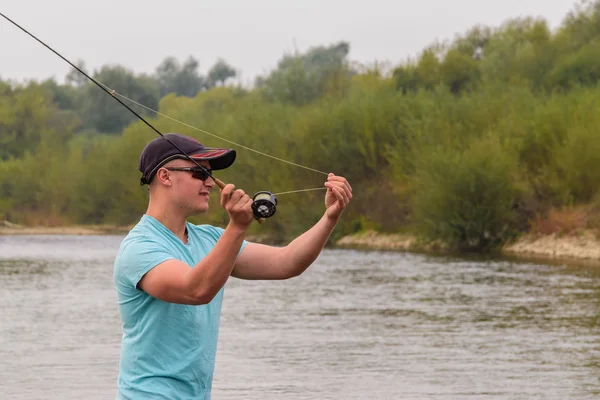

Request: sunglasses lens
left=192, top=168, right=211, bottom=181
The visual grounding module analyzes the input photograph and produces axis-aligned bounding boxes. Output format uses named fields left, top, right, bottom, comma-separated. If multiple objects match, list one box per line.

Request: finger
left=228, top=189, right=246, bottom=206
left=222, top=183, right=235, bottom=195
left=341, top=181, right=352, bottom=200
left=328, top=186, right=344, bottom=206
left=234, top=189, right=246, bottom=204
left=239, top=194, right=253, bottom=209
left=328, top=180, right=352, bottom=201
left=221, top=184, right=235, bottom=207
left=232, top=195, right=252, bottom=213
left=327, top=175, right=352, bottom=193
left=333, top=185, right=349, bottom=206
left=328, top=176, right=351, bottom=190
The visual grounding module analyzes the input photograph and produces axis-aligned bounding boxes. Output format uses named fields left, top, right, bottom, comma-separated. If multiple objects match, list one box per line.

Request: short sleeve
left=115, top=236, right=175, bottom=290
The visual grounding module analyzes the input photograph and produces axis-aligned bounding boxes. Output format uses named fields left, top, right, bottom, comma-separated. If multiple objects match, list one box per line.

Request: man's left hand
left=324, top=173, right=352, bottom=221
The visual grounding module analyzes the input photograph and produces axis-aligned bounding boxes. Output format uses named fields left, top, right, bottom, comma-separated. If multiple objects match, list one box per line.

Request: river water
left=1, top=234, right=599, bottom=399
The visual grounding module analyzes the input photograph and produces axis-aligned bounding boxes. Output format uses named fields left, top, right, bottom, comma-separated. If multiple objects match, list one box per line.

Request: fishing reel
left=252, top=191, right=278, bottom=220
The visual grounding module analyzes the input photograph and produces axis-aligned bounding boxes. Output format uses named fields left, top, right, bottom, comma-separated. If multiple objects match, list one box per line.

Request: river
left=1, top=234, right=599, bottom=399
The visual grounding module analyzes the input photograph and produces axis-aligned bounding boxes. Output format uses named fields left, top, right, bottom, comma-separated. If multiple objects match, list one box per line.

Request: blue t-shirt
left=113, top=214, right=247, bottom=400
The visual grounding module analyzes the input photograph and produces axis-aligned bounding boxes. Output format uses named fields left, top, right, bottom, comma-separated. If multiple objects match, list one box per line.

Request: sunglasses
left=165, top=166, right=213, bottom=181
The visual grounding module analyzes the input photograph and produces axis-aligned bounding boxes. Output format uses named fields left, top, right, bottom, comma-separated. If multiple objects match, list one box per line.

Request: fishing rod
left=0, top=11, right=279, bottom=222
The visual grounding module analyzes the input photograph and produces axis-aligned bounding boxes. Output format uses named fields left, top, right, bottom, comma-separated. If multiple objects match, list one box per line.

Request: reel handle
left=214, top=178, right=265, bottom=224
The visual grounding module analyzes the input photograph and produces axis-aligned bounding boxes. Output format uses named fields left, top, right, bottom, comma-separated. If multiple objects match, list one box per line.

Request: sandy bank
left=336, top=230, right=423, bottom=252
left=502, top=230, right=600, bottom=262
left=336, top=229, right=600, bottom=265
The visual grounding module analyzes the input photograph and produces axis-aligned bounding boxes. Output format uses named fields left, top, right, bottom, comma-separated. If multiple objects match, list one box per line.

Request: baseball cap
left=138, top=133, right=236, bottom=185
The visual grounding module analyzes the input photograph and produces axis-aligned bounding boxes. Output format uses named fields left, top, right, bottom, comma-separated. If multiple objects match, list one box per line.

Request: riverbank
left=3, top=220, right=600, bottom=266
left=335, top=229, right=600, bottom=266
left=0, top=221, right=285, bottom=246
left=0, top=221, right=132, bottom=236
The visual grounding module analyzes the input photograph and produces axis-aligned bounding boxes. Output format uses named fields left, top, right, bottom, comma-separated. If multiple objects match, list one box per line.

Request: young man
left=113, top=133, right=352, bottom=399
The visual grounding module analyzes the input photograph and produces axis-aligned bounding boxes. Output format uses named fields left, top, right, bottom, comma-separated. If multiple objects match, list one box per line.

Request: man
left=113, top=133, right=352, bottom=399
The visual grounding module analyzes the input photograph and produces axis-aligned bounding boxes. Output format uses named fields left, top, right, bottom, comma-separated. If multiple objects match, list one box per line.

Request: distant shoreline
left=0, top=223, right=132, bottom=236
left=335, top=229, right=600, bottom=266
left=3, top=222, right=600, bottom=267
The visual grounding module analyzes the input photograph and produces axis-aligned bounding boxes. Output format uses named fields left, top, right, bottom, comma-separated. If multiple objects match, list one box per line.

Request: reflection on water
left=1, top=235, right=599, bottom=399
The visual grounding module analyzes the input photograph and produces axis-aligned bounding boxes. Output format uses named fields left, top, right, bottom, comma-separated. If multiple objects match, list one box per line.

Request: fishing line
left=0, top=12, right=215, bottom=181
left=100, top=85, right=329, bottom=197
left=0, top=11, right=332, bottom=221
left=272, top=188, right=326, bottom=196
left=99, top=85, right=330, bottom=176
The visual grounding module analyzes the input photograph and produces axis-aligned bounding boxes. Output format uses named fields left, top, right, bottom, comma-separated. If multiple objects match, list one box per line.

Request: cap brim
left=189, top=148, right=236, bottom=170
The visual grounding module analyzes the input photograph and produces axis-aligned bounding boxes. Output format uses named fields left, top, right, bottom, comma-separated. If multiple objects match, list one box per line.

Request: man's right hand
left=220, top=184, right=254, bottom=229
left=138, top=184, right=255, bottom=306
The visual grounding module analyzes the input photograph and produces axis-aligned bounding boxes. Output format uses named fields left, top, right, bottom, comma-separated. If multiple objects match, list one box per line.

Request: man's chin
left=189, top=205, right=209, bottom=216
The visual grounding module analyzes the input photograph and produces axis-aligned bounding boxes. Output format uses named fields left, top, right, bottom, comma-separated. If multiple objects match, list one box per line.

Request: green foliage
left=556, top=0, right=600, bottom=52
left=440, top=49, right=481, bottom=93
left=206, top=59, right=237, bottom=88
left=410, top=136, right=520, bottom=252
left=0, top=154, right=40, bottom=217
left=153, top=56, right=237, bottom=97
left=256, top=41, right=353, bottom=106
left=545, top=41, right=600, bottom=89
left=0, top=81, right=77, bottom=161
left=155, top=56, right=205, bottom=98
left=3, top=1, right=600, bottom=253
left=549, top=91, right=600, bottom=203
left=79, top=65, right=160, bottom=134
left=40, top=78, right=80, bottom=111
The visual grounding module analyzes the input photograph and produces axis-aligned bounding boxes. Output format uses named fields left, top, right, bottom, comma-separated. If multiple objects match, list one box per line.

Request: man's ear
left=154, top=168, right=172, bottom=186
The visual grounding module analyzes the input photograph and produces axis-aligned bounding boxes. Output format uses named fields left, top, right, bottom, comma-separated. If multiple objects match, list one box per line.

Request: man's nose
left=204, top=177, right=215, bottom=188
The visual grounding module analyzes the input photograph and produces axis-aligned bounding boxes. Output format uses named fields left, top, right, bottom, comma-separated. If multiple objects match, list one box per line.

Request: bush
left=409, top=136, right=521, bottom=252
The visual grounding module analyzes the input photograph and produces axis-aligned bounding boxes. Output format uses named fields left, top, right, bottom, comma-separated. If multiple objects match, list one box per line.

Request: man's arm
left=231, top=174, right=352, bottom=280
left=138, top=184, right=254, bottom=305
left=138, top=223, right=247, bottom=304
left=231, top=212, right=338, bottom=280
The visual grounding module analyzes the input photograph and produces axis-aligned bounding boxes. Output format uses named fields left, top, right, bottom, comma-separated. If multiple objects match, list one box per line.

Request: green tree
left=555, top=0, right=600, bottom=52
left=0, top=81, right=76, bottom=160
left=439, top=49, right=480, bottom=93
left=256, top=41, right=353, bottom=106
left=410, top=136, right=521, bottom=252
left=79, top=65, right=160, bottom=133
left=392, top=64, right=419, bottom=93
left=545, top=41, right=600, bottom=89
left=206, top=59, right=236, bottom=88
left=155, top=56, right=205, bottom=97
left=40, top=78, right=79, bottom=111
left=65, top=59, right=89, bottom=87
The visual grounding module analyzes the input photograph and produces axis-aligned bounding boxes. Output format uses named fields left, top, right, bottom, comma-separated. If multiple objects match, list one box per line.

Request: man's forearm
left=185, top=223, right=247, bottom=302
left=279, top=213, right=339, bottom=277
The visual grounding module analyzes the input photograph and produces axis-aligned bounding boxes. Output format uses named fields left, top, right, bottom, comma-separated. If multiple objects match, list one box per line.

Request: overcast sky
left=0, top=0, right=580, bottom=86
